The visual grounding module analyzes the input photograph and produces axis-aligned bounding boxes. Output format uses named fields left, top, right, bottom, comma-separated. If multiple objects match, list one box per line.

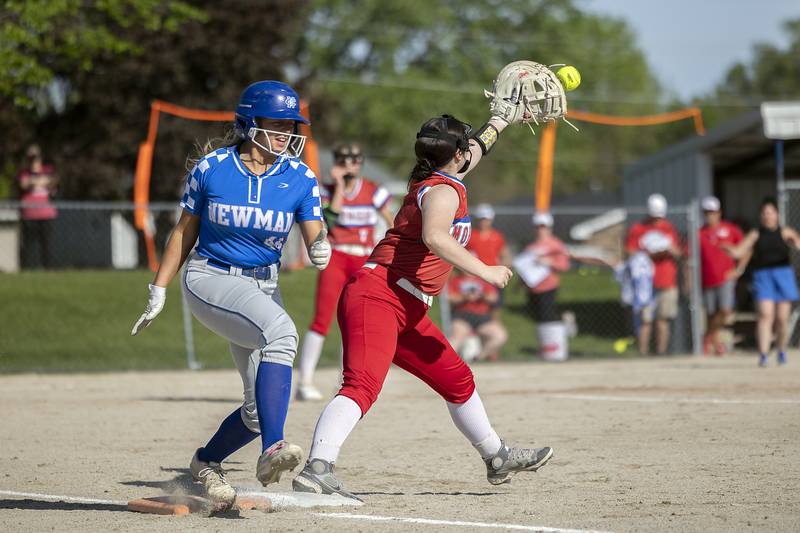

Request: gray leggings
left=182, top=254, right=298, bottom=432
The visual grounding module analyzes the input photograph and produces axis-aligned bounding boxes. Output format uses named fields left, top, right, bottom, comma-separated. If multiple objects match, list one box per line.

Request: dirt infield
left=1, top=354, right=799, bottom=532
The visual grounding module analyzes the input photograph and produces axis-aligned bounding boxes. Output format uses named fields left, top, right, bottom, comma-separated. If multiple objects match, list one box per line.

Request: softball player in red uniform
left=297, top=143, right=394, bottom=401
left=293, top=114, right=553, bottom=499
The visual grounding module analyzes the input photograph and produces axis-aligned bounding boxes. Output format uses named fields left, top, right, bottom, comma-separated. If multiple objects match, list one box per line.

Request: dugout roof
left=624, top=108, right=800, bottom=229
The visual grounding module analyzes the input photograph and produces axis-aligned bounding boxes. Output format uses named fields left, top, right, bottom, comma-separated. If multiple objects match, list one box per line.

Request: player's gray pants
left=182, top=254, right=298, bottom=433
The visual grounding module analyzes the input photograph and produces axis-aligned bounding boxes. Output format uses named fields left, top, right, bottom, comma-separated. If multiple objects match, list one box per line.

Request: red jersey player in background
left=697, top=196, right=745, bottom=355
left=448, top=270, right=508, bottom=362
left=467, top=203, right=511, bottom=322
left=522, top=212, right=571, bottom=323
left=293, top=113, right=553, bottom=499
left=625, top=193, right=682, bottom=355
left=467, top=203, right=511, bottom=267
left=296, top=143, right=394, bottom=401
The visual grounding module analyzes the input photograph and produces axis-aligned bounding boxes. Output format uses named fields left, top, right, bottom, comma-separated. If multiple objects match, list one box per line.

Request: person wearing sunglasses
left=293, top=113, right=553, bottom=499
left=296, top=143, right=395, bottom=401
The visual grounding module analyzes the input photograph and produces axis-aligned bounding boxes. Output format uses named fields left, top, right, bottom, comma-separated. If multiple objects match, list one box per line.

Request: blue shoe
left=758, top=354, right=768, bottom=367
left=778, top=351, right=787, bottom=365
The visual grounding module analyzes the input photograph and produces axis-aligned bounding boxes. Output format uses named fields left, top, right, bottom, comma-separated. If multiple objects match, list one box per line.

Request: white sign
left=761, top=102, right=800, bottom=140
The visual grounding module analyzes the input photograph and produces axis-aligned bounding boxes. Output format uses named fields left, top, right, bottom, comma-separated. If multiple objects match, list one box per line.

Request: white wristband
left=148, top=284, right=167, bottom=296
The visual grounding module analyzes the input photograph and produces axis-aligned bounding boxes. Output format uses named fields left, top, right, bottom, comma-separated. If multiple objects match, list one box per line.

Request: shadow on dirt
left=0, top=499, right=126, bottom=512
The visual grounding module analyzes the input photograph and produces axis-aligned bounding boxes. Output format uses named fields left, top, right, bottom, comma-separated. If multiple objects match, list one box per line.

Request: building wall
left=623, top=152, right=712, bottom=214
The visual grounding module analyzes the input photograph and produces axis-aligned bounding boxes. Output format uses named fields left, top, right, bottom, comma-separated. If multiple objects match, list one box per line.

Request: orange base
left=127, top=494, right=272, bottom=515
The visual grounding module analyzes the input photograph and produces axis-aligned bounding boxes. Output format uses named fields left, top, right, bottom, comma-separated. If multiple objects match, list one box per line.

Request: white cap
left=473, top=203, right=495, bottom=220
left=701, top=195, right=721, bottom=212
left=532, top=211, right=554, bottom=227
left=647, top=193, right=667, bottom=218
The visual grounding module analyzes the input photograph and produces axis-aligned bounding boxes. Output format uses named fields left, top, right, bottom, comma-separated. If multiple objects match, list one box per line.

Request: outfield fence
left=463, top=204, right=704, bottom=359
left=0, top=200, right=715, bottom=370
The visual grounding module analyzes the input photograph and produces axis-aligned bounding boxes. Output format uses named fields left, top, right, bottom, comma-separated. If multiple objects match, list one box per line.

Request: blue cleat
left=758, top=354, right=769, bottom=367
left=778, top=351, right=787, bottom=365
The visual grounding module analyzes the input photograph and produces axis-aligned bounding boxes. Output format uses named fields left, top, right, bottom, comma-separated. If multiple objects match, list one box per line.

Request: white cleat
left=189, top=449, right=236, bottom=505
left=256, top=440, right=304, bottom=486
left=295, top=384, right=324, bottom=401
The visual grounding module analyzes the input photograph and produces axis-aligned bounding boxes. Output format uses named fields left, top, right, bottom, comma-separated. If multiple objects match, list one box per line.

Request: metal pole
left=777, top=140, right=786, bottom=226
left=180, top=265, right=201, bottom=370
left=171, top=206, right=201, bottom=371
left=687, top=201, right=704, bottom=356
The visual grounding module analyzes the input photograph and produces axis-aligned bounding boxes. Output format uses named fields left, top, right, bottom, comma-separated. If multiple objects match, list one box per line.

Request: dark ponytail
left=409, top=157, right=435, bottom=184
left=407, top=114, right=471, bottom=189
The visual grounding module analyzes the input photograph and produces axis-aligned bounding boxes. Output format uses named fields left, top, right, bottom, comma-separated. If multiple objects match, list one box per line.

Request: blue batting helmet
left=234, top=81, right=309, bottom=139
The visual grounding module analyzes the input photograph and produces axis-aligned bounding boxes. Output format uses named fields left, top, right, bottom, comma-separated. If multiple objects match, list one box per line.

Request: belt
left=364, top=262, right=434, bottom=306
left=333, top=243, right=372, bottom=256
left=206, top=257, right=277, bottom=280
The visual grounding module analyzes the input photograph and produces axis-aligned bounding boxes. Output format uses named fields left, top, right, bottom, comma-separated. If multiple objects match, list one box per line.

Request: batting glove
left=131, top=284, right=166, bottom=336
left=309, top=230, right=332, bottom=270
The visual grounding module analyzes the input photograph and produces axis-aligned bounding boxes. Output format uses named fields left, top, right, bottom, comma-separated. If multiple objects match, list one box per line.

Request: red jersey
left=17, top=165, right=58, bottom=220
left=369, top=171, right=471, bottom=295
left=449, top=274, right=498, bottom=315
left=524, top=235, right=570, bottom=293
left=699, top=221, right=743, bottom=288
left=321, top=177, right=391, bottom=247
left=626, top=219, right=680, bottom=289
left=467, top=228, right=506, bottom=265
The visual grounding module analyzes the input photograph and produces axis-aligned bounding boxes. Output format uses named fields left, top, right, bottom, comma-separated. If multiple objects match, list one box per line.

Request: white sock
left=308, top=395, right=362, bottom=463
left=298, top=331, right=325, bottom=386
left=447, top=390, right=502, bottom=459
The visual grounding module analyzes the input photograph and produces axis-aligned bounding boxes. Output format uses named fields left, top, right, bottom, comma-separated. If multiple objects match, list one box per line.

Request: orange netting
left=535, top=107, right=705, bottom=211
left=133, top=99, right=318, bottom=271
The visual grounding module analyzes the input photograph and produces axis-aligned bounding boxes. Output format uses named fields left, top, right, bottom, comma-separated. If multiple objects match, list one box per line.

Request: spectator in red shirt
left=467, top=204, right=511, bottom=267
left=521, top=212, right=570, bottom=323
left=447, top=271, right=508, bottom=362
left=467, top=203, right=511, bottom=318
left=16, top=144, right=59, bottom=268
left=698, top=196, right=745, bottom=356
left=625, top=194, right=681, bottom=355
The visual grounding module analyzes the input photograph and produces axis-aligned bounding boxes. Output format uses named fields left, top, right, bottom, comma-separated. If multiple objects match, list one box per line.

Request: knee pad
left=240, top=401, right=261, bottom=433
left=260, top=311, right=298, bottom=367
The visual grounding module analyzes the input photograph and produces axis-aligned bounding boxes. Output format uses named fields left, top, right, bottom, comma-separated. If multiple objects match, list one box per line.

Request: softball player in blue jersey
left=130, top=80, right=331, bottom=506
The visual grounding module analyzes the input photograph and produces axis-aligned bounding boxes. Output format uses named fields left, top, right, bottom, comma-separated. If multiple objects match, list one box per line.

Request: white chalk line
left=541, top=393, right=800, bottom=405
left=0, top=487, right=360, bottom=511
left=0, top=489, right=127, bottom=507
left=1, top=488, right=613, bottom=531
left=314, top=512, right=614, bottom=533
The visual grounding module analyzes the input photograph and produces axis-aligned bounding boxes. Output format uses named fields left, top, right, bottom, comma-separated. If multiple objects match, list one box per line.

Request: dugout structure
left=132, top=99, right=319, bottom=271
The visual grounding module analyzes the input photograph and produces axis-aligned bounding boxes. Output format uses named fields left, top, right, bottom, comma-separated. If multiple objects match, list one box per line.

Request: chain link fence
left=0, top=200, right=314, bottom=372
left=442, top=204, right=704, bottom=360
left=779, top=181, right=800, bottom=346
left=0, top=200, right=704, bottom=372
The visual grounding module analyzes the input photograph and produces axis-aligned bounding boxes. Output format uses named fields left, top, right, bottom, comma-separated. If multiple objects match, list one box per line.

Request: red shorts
left=337, top=264, right=475, bottom=415
left=309, top=249, right=369, bottom=336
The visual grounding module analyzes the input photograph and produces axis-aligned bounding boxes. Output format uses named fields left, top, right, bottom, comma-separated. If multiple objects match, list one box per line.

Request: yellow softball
left=556, top=65, right=581, bottom=91
left=613, top=339, right=628, bottom=354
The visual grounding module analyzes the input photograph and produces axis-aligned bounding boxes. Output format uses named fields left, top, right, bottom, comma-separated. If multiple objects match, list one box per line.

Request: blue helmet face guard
left=243, top=124, right=307, bottom=159
left=234, top=80, right=309, bottom=158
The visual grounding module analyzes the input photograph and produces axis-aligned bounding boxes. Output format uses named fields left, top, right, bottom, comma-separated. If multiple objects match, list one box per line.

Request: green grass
left=0, top=266, right=628, bottom=373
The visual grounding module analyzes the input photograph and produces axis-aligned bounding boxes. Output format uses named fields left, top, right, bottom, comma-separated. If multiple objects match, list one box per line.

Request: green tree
left=294, top=0, right=691, bottom=201
left=0, top=0, right=204, bottom=198
left=1, top=1, right=306, bottom=200
left=0, top=0, right=204, bottom=107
